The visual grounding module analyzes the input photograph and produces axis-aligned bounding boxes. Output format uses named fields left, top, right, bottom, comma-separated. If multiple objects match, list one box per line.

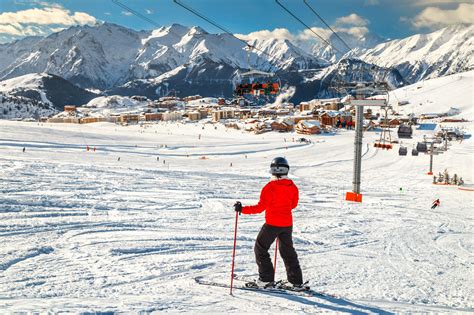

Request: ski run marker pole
left=230, top=211, right=239, bottom=295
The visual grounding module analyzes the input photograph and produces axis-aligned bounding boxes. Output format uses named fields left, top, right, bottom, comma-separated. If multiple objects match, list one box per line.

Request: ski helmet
left=270, top=157, right=289, bottom=176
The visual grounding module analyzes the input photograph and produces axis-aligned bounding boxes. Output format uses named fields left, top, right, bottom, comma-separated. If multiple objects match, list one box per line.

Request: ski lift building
left=145, top=113, right=163, bottom=121
left=120, top=113, right=141, bottom=124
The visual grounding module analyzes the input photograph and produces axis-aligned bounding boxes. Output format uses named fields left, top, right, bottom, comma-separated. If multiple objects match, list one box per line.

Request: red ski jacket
left=242, top=178, right=299, bottom=227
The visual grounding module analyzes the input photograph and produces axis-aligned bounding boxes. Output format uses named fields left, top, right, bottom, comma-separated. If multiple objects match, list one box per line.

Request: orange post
left=345, top=191, right=363, bottom=202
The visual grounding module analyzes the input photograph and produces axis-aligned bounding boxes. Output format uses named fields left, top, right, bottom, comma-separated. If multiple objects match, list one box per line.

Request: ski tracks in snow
left=0, top=121, right=472, bottom=313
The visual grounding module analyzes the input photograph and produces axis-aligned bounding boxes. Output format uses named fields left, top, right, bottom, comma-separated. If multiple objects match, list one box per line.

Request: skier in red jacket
left=234, top=157, right=304, bottom=290
left=431, top=198, right=440, bottom=209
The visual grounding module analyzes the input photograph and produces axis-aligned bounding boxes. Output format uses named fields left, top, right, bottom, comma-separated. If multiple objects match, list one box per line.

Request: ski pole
left=273, top=238, right=279, bottom=275
left=230, top=210, right=239, bottom=295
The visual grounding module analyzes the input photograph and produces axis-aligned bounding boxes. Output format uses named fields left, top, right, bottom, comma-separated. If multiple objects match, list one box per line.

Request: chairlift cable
left=173, top=0, right=285, bottom=69
left=298, top=1, right=400, bottom=87
left=275, top=0, right=344, bottom=55
left=111, top=0, right=205, bottom=41
left=302, top=0, right=352, bottom=53
left=112, top=0, right=162, bottom=28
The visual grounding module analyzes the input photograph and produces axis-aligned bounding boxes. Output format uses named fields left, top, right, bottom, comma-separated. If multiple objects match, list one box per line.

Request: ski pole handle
left=230, top=210, right=239, bottom=295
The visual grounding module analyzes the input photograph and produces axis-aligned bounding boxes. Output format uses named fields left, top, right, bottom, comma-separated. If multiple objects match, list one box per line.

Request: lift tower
left=340, top=82, right=390, bottom=202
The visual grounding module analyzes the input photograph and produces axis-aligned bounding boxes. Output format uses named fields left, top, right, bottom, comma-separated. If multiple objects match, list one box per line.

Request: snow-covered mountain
left=0, top=73, right=98, bottom=118
left=359, top=24, right=474, bottom=83
left=0, top=23, right=146, bottom=89
left=0, top=92, right=56, bottom=120
left=304, top=30, right=387, bottom=62
left=0, top=23, right=325, bottom=92
left=0, top=36, right=43, bottom=71
left=0, top=22, right=471, bottom=108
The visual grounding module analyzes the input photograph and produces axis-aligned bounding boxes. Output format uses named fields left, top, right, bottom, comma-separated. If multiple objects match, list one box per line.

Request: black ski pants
left=254, top=223, right=303, bottom=284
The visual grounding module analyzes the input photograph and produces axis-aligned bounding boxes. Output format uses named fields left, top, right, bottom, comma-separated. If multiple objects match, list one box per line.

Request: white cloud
left=121, top=11, right=133, bottom=16
left=0, top=7, right=96, bottom=26
left=238, top=17, right=371, bottom=46
left=411, top=3, right=474, bottom=29
left=145, top=9, right=153, bottom=15
left=335, top=13, right=369, bottom=27
left=236, top=28, right=295, bottom=41
left=237, top=24, right=370, bottom=48
left=104, top=12, right=112, bottom=16
left=0, top=24, right=23, bottom=36
left=0, top=5, right=96, bottom=39
left=338, top=26, right=370, bottom=37
left=298, top=27, right=332, bottom=41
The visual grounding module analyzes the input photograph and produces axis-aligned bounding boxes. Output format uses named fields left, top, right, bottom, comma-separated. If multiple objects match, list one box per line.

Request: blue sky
left=0, top=0, right=473, bottom=43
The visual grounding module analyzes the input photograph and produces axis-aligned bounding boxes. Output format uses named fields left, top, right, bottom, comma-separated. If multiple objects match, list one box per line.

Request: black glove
left=234, top=201, right=242, bottom=214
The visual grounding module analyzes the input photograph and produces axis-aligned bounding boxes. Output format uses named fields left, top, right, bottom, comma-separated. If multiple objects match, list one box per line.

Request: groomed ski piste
left=0, top=72, right=473, bottom=313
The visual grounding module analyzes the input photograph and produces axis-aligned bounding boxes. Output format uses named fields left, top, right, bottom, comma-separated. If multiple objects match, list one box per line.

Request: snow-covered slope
left=249, top=37, right=326, bottom=70
left=0, top=73, right=98, bottom=115
left=81, top=95, right=149, bottom=117
left=390, top=70, right=474, bottom=119
left=360, top=24, right=474, bottom=83
left=0, top=88, right=472, bottom=312
left=308, top=30, right=386, bottom=62
left=0, top=93, right=56, bottom=120
left=0, top=36, right=42, bottom=71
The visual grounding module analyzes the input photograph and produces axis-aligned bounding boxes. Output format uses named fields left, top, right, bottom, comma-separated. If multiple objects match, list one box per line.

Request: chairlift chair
left=397, top=124, right=413, bottom=139
left=234, top=69, right=281, bottom=104
left=233, top=46, right=282, bottom=106
left=416, top=142, right=428, bottom=152
left=374, top=106, right=393, bottom=150
left=399, top=146, right=408, bottom=156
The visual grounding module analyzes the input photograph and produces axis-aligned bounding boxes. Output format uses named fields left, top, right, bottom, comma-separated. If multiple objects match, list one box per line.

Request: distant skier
left=234, top=157, right=304, bottom=290
left=431, top=199, right=440, bottom=209
left=22, top=147, right=25, bottom=152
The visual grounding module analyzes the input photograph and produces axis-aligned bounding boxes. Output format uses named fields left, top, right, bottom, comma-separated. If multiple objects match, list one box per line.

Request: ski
left=195, top=276, right=289, bottom=296
left=195, top=276, right=338, bottom=299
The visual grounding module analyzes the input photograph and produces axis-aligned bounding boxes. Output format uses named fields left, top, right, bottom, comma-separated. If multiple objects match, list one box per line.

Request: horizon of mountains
left=0, top=22, right=472, bottom=117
